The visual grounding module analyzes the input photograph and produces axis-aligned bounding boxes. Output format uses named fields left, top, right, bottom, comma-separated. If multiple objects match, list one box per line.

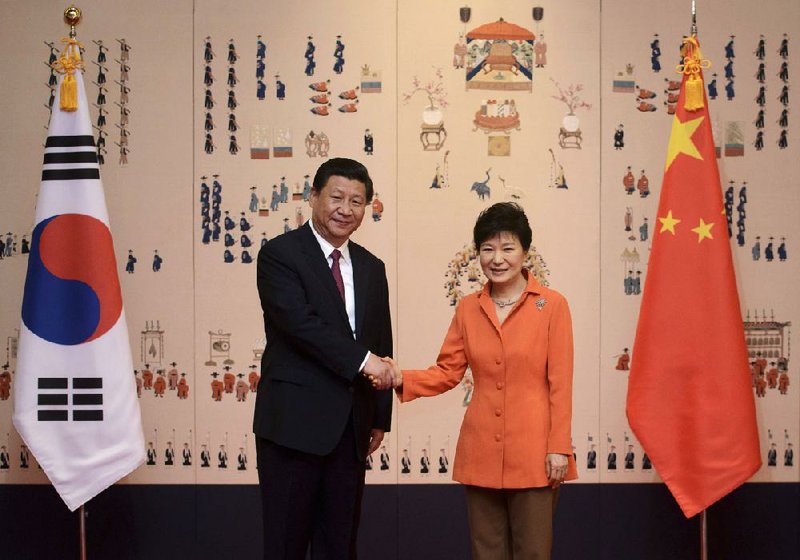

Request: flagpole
left=80, top=504, right=88, bottom=560
left=700, top=509, right=707, bottom=560
left=63, top=8, right=90, bottom=559
left=691, top=3, right=708, bottom=560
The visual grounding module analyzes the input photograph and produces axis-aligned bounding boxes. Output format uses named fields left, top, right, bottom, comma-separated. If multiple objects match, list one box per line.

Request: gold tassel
left=685, top=75, right=704, bottom=111
left=676, top=35, right=711, bottom=112
left=53, top=37, right=84, bottom=112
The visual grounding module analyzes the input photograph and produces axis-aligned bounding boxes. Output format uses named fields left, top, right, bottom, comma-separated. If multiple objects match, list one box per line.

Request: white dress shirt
left=308, top=221, right=370, bottom=370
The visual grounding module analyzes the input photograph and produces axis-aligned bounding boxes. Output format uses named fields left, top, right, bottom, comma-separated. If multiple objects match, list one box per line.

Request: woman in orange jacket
left=388, top=202, right=577, bottom=559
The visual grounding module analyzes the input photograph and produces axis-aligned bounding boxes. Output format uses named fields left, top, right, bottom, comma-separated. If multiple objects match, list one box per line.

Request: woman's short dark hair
left=473, top=202, right=532, bottom=251
left=312, top=157, right=374, bottom=202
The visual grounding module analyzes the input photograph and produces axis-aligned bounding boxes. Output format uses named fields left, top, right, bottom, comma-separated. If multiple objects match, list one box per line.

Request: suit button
left=495, top=434, right=502, bottom=442
left=496, top=381, right=504, bottom=390
left=495, top=409, right=502, bottom=417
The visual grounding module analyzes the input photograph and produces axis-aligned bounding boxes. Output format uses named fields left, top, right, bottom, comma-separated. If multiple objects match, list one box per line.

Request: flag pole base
left=700, top=509, right=708, bottom=560
left=80, top=504, right=87, bottom=560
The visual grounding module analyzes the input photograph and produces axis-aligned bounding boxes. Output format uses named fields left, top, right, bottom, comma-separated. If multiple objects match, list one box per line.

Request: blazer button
left=496, top=381, right=504, bottom=390
left=494, top=434, right=502, bottom=442
left=495, top=408, right=502, bottom=417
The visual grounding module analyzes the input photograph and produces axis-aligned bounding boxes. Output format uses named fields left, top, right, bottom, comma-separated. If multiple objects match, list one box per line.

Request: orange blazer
left=400, top=272, right=578, bottom=488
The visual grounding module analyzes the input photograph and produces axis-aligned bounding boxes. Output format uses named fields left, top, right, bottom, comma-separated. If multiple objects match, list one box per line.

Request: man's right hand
left=362, top=353, right=395, bottom=390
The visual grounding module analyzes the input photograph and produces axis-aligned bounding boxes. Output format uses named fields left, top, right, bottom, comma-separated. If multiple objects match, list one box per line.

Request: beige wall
left=0, top=0, right=797, bottom=487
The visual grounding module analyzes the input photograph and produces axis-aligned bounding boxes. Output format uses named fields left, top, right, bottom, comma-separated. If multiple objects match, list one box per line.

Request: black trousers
left=256, top=419, right=366, bottom=560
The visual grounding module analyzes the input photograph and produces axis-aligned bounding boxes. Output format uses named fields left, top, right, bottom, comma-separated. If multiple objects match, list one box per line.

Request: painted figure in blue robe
left=276, top=76, right=286, bottom=100
left=279, top=178, right=289, bottom=203
left=212, top=221, right=221, bottom=242
left=752, top=237, right=761, bottom=261
left=224, top=233, right=235, bottom=247
left=202, top=225, right=212, bottom=245
left=257, top=36, right=266, bottom=59
left=224, top=212, right=236, bottom=231
left=650, top=37, right=661, bottom=72
left=725, top=80, right=735, bottom=101
left=707, top=75, right=718, bottom=99
left=240, top=213, right=251, bottom=231
left=249, top=189, right=258, bottom=212
left=126, top=250, right=137, bottom=273
left=304, top=57, right=316, bottom=76
left=724, top=59, right=734, bottom=79
left=256, top=59, right=265, bottom=80
left=302, top=176, right=311, bottom=201
left=241, top=234, right=252, bottom=248
left=257, top=80, right=266, bottom=100
left=778, top=239, right=787, bottom=261
left=639, top=218, right=649, bottom=242
left=765, top=240, right=774, bottom=261
left=241, top=250, right=253, bottom=264
left=270, top=186, right=280, bottom=211
left=152, top=251, right=163, bottom=272
left=224, top=249, right=235, bottom=263
left=724, top=37, right=735, bottom=59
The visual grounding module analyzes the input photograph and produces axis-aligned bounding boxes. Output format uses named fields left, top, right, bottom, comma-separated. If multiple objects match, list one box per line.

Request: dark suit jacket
left=254, top=222, right=393, bottom=458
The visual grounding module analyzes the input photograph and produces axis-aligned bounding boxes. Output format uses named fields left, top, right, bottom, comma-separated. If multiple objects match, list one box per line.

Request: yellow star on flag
left=664, top=115, right=704, bottom=171
left=691, top=219, right=714, bottom=243
left=658, top=210, right=681, bottom=234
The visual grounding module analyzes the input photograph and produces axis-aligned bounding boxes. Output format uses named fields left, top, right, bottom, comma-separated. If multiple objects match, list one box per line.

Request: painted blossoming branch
left=402, top=67, right=449, bottom=110
left=550, top=78, right=592, bottom=115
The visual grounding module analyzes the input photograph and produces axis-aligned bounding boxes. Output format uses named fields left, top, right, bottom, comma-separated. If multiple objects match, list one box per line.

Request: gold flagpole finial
left=64, top=5, right=82, bottom=38
left=55, top=5, right=84, bottom=111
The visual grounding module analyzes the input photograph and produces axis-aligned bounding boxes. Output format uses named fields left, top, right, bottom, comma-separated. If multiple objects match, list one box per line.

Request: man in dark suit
left=255, top=157, right=395, bottom=559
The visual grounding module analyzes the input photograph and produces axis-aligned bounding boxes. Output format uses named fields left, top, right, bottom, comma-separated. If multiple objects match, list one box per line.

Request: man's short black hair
left=313, top=158, right=374, bottom=202
left=473, top=202, right=532, bottom=251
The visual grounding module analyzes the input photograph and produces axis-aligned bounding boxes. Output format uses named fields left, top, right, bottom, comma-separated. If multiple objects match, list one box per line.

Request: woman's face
left=478, top=231, right=525, bottom=286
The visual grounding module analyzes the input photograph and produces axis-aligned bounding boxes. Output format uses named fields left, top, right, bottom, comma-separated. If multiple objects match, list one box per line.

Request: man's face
left=310, top=175, right=367, bottom=247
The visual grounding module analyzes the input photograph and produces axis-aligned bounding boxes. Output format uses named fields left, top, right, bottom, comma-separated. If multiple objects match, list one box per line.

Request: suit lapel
left=298, top=223, right=351, bottom=329
left=351, top=244, right=369, bottom=340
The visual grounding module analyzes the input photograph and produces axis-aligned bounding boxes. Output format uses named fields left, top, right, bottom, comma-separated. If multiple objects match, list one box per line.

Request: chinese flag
left=626, top=37, right=761, bottom=518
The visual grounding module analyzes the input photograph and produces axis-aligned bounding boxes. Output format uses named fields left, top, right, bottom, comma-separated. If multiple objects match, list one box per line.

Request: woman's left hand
left=545, top=453, right=569, bottom=487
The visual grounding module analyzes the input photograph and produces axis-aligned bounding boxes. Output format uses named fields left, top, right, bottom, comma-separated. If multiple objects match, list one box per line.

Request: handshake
left=362, top=354, right=402, bottom=390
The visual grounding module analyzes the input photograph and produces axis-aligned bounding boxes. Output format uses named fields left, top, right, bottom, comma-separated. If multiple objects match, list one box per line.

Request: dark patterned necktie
left=330, top=249, right=345, bottom=302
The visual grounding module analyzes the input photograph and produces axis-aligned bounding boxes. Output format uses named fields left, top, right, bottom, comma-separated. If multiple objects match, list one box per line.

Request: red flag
left=626, top=36, right=761, bottom=518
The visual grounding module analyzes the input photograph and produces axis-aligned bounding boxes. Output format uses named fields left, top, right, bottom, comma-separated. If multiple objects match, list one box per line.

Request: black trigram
left=41, top=135, right=100, bottom=181
left=37, top=377, right=103, bottom=421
